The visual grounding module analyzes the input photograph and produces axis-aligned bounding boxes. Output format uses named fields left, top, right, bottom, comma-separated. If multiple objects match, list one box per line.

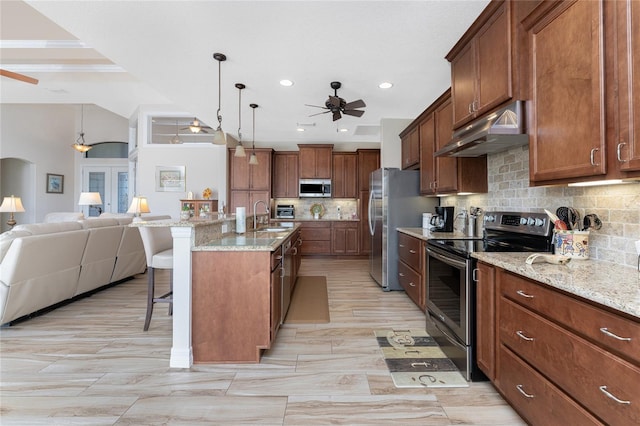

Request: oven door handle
left=427, top=311, right=467, bottom=351
left=426, top=247, right=467, bottom=269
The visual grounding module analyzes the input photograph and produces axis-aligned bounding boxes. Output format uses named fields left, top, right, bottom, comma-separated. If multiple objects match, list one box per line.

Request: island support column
left=169, top=226, right=194, bottom=368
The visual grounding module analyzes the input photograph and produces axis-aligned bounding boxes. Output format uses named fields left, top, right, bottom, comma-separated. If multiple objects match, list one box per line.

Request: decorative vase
left=180, top=211, right=191, bottom=220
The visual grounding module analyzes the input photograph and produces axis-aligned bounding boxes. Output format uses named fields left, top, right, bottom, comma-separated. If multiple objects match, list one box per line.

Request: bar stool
left=137, top=220, right=173, bottom=331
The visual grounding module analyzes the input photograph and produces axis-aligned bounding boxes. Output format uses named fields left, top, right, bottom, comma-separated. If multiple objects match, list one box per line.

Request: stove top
left=427, top=211, right=554, bottom=258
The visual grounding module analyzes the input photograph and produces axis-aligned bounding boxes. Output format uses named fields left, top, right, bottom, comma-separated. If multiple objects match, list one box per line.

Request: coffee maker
left=430, top=206, right=455, bottom=232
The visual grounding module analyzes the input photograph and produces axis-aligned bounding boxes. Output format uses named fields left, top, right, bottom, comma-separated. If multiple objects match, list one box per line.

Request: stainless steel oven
left=426, top=211, right=553, bottom=382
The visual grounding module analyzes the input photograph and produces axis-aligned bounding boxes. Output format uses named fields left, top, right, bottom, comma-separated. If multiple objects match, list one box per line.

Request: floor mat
left=284, top=276, right=330, bottom=323
left=375, top=329, right=469, bottom=388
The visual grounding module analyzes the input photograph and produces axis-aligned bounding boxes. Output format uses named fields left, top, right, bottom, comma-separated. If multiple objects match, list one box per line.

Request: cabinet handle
left=468, top=103, right=473, bottom=114
left=399, top=272, right=405, bottom=277
left=399, top=244, right=405, bottom=248
left=292, top=247, right=298, bottom=255
left=409, top=282, right=416, bottom=287
left=409, top=249, right=417, bottom=254
left=280, top=266, right=285, bottom=278
left=590, top=148, right=600, bottom=166
left=599, top=386, right=631, bottom=405
left=516, top=290, right=534, bottom=299
left=516, top=384, right=535, bottom=399
left=516, top=331, right=535, bottom=342
left=617, top=142, right=627, bottom=162
left=600, top=327, right=631, bottom=342
left=473, top=100, right=479, bottom=112
left=275, top=255, right=283, bottom=260
left=472, top=268, right=478, bottom=282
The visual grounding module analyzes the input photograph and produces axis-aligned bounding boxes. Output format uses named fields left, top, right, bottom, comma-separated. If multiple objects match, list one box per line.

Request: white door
left=82, top=166, right=129, bottom=216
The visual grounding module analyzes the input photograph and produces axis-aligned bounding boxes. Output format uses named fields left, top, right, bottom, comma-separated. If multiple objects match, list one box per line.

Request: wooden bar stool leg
left=143, top=267, right=155, bottom=331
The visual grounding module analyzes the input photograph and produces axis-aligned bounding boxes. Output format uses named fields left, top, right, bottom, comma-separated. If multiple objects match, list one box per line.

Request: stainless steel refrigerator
left=368, top=168, right=439, bottom=291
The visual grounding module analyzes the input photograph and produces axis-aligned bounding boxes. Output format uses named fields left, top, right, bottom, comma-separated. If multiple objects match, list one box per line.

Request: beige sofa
left=0, top=214, right=168, bottom=324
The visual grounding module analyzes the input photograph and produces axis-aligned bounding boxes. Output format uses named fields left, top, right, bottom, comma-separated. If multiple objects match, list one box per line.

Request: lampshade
left=248, top=152, right=259, bottom=165
left=212, top=52, right=227, bottom=146
left=234, top=144, right=246, bottom=157
left=78, top=192, right=103, bottom=206
left=0, top=195, right=25, bottom=213
left=127, top=196, right=151, bottom=216
left=234, top=83, right=246, bottom=157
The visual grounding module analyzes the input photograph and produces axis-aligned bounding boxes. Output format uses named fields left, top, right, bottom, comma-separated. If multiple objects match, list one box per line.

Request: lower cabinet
left=297, top=221, right=360, bottom=256
left=270, top=248, right=283, bottom=342
left=299, top=221, right=331, bottom=255
left=478, top=264, right=640, bottom=425
left=397, top=232, right=425, bottom=311
left=332, top=221, right=359, bottom=255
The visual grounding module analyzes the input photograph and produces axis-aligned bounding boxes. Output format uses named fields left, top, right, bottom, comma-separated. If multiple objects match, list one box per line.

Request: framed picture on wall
left=46, top=173, right=64, bottom=194
left=155, top=166, right=186, bottom=192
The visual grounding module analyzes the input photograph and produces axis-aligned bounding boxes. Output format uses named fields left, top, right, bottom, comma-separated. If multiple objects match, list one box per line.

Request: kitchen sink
left=256, top=227, right=289, bottom=233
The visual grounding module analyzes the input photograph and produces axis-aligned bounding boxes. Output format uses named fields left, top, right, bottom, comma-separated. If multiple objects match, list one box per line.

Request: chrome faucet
left=253, top=200, right=269, bottom=229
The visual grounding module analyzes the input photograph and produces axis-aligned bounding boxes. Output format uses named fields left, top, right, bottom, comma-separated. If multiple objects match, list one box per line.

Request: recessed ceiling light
left=338, top=128, right=348, bottom=133
left=280, top=79, right=294, bottom=87
left=378, top=82, right=393, bottom=89
left=296, top=127, right=305, bottom=132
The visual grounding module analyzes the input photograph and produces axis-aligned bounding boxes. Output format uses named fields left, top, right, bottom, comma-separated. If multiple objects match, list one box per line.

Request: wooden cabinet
left=496, top=268, right=640, bottom=425
left=400, top=127, right=420, bottom=170
left=397, top=232, right=425, bottom=311
left=270, top=248, right=283, bottom=341
left=272, top=152, right=299, bottom=198
left=608, top=0, right=640, bottom=174
left=298, top=144, right=333, bottom=179
left=298, top=221, right=331, bottom=255
left=447, top=1, right=514, bottom=129
left=357, top=149, right=380, bottom=191
left=331, top=221, right=359, bottom=255
left=417, top=90, right=487, bottom=195
left=332, top=153, right=358, bottom=198
left=228, top=148, right=272, bottom=213
left=180, top=199, right=218, bottom=219
left=475, top=262, right=496, bottom=380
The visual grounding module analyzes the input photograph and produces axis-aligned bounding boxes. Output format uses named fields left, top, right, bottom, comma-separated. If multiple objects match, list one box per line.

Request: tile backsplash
left=441, top=145, right=640, bottom=268
left=273, top=198, right=358, bottom=221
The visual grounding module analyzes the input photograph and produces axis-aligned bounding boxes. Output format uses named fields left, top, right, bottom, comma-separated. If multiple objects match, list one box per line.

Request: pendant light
left=234, top=83, right=246, bottom=157
left=170, top=120, right=183, bottom=144
left=71, top=104, right=92, bottom=153
left=212, top=52, right=227, bottom=145
left=248, top=103, right=259, bottom=165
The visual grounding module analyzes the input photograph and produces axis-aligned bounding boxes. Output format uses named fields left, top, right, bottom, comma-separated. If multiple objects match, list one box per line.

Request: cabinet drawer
left=498, top=345, right=601, bottom=426
left=398, top=260, right=422, bottom=309
left=500, top=270, right=640, bottom=365
left=301, top=240, right=331, bottom=255
left=500, top=298, right=640, bottom=425
left=398, top=233, right=422, bottom=272
left=301, top=228, right=331, bottom=241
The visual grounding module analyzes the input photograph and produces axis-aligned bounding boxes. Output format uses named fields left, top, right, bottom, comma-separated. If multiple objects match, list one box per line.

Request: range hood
left=434, top=101, right=528, bottom=157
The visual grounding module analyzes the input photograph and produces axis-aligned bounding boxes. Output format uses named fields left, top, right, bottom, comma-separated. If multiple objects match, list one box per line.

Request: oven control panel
left=484, top=211, right=552, bottom=236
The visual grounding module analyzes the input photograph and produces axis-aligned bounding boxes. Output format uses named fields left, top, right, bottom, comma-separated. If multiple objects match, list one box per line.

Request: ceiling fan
left=181, top=118, right=212, bottom=134
left=306, top=81, right=366, bottom=121
left=0, top=69, right=39, bottom=85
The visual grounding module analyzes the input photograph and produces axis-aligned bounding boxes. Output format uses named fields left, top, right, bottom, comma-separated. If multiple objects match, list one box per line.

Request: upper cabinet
left=357, top=149, right=380, bottom=191
left=332, top=153, right=358, bottom=198
left=228, top=148, right=272, bottom=212
left=447, top=1, right=515, bottom=129
left=415, top=90, right=488, bottom=196
left=524, top=0, right=640, bottom=185
left=298, top=144, right=333, bottom=179
left=272, top=152, right=299, bottom=198
left=400, top=127, right=420, bottom=170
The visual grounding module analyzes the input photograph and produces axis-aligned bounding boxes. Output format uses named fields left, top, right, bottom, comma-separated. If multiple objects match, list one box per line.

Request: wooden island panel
left=192, top=251, right=272, bottom=363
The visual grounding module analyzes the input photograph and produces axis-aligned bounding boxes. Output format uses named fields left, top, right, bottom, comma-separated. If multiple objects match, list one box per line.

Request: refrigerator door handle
left=368, top=190, right=375, bottom=236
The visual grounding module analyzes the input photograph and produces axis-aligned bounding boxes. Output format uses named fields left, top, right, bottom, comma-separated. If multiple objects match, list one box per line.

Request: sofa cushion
left=43, top=212, right=85, bottom=223
left=0, top=230, right=33, bottom=263
left=12, top=222, right=83, bottom=235
left=78, top=218, right=120, bottom=229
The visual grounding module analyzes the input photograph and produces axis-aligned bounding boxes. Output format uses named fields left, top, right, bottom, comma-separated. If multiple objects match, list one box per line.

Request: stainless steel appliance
left=368, top=168, right=439, bottom=291
left=425, top=211, right=553, bottom=381
left=299, top=179, right=331, bottom=198
left=431, top=206, right=455, bottom=232
left=276, top=204, right=295, bottom=219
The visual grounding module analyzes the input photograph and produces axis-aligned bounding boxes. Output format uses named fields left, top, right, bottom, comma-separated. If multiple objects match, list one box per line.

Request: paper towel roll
left=236, top=207, right=246, bottom=234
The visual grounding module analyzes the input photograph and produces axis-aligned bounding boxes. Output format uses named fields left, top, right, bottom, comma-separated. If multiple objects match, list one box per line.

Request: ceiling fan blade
left=332, top=110, right=342, bottom=121
left=343, top=109, right=365, bottom=117
left=344, top=99, right=366, bottom=109
left=0, top=69, right=39, bottom=85
left=328, top=96, right=341, bottom=108
left=305, top=104, right=327, bottom=109
left=309, top=110, right=331, bottom=117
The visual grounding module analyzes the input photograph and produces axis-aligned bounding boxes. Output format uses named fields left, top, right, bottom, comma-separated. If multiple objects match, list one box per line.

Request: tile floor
left=0, top=258, right=525, bottom=425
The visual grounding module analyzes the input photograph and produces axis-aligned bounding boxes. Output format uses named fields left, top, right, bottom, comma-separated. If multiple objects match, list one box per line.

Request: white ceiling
left=0, top=0, right=490, bottom=150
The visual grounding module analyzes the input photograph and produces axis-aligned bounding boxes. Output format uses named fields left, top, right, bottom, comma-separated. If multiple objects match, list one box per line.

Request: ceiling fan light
left=248, top=152, right=259, bottom=165
left=234, top=143, right=246, bottom=157
left=72, top=105, right=92, bottom=153
left=189, top=125, right=201, bottom=133
left=170, top=135, right=183, bottom=144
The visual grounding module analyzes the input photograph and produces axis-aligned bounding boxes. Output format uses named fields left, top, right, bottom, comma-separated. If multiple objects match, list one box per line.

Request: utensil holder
left=553, top=230, right=590, bottom=259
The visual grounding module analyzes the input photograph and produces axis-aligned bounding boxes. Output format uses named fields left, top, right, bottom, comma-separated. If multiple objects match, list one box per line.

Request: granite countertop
left=193, top=224, right=300, bottom=252
left=271, top=217, right=360, bottom=222
left=473, top=252, right=640, bottom=319
left=397, top=227, right=473, bottom=241
left=130, top=213, right=233, bottom=227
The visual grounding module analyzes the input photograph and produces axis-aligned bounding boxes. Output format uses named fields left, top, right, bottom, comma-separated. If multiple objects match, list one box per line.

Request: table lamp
left=127, top=196, right=150, bottom=217
left=78, top=192, right=103, bottom=215
left=0, top=195, right=25, bottom=229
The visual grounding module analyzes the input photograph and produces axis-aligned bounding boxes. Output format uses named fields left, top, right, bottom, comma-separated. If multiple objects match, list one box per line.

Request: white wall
left=380, top=118, right=412, bottom=168
left=134, top=106, right=228, bottom=219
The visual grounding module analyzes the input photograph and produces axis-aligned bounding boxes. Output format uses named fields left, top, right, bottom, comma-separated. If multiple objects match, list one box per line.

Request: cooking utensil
left=583, top=213, right=602, bottom=231
left=545, top=209, right=568, bottom=230
left=555, top=207, right=573, bottom=229
left=526, top=253, right=571, bottom=265
left=568, top=207, right=581, bottom=231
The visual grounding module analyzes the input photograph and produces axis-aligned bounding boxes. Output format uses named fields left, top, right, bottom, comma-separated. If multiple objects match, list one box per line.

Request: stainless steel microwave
left=299, top=179, right=331, bottom=198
